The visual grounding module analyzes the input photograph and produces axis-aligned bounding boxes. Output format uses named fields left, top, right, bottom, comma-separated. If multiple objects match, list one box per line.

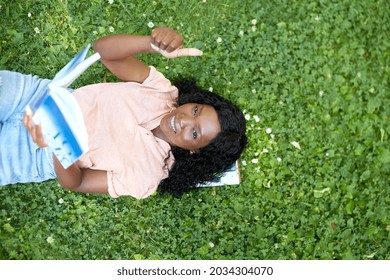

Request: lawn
left=0, top=0, right=389, bottom=260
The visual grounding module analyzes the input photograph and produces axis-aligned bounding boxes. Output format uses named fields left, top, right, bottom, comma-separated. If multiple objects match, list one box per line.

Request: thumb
left=151, top=43, right=203, bottom=58
left=172, top=48, right=203, bottom=58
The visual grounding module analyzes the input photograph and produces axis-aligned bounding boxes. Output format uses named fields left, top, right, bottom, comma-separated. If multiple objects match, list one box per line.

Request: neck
left=152, top=126, right=169, bottom=143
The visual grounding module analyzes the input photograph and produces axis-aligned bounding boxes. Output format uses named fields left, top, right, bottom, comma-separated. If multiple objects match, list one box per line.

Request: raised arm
left=93, top=34, right=152, bottom=83
left=93, top=27, right=202, bottom=83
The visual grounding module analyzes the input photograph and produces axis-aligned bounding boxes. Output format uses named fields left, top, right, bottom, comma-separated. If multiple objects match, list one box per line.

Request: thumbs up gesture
left=150, top=26, right=203, bottom=58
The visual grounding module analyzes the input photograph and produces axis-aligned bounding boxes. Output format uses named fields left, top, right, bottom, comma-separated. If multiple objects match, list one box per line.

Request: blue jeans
left=0, top=70, right=56, bottom=186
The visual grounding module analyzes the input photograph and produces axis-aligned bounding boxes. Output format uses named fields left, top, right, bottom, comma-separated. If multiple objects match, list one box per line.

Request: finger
left=35, top=122, right=48, bottom=147
left=152, top=31, right=169, bottom=50
left=24, top=112, right=38, bottom=142
left=165, top=38, right=184, bottom=53
left=26, top=114, right=35, bottom=132
left=170, top=48, right=203, bottom=58
left=27, top=120, right=37, bottom=142
left=24, top=106, right=33, bottom=127
left=151, top=27, right=183, bottom=51
left=150, top=43, right=161, bottom=52
left=161, top=33, right=183, bottom=52
left=23, top=112, right=29, bottom=127
left=150, top=28, right=159, bottom=48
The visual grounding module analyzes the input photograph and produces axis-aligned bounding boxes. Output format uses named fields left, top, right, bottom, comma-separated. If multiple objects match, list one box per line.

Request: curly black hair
left=158, top=79, right=247, bottom=196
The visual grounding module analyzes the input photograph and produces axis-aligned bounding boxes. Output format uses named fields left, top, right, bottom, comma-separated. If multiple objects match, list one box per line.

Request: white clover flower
left=239, top=30, right=244, bottom=36
left=108, top=0, right=114, bottom=4
left=251, top=158, right=259, bottom=164
left=209, top=87, right=213, bottom=92
left=251, top=19, right=257, bottom=25
left=209, top=242, right=215, bottom=248
left=109, top=26, right=115, bottom=32
left=93, top=30, right=98, bottom=35
left=216, top=37, right=222, bottom=43
left=277, top=157, right=282, bottom=162
left=28, top=12, right=32, bottom=18
left=241, top=160, right=247, bottom=166
left=325, top=152, right=329, bottom=157
left=254, top=115, right=260, bottom=122
left=46, top=236, right=54, bottom=244
left=251, top=26, right=257, bottom=32
left=252, top=89, right=256, bottom=94
left=315, top=16, right=320, bottom=21
left=198, top=198, right=202, bottom=202
left=319, top=90, right=324, bottom=97
left=290, top=141, right=301, bottom=150
left=34, top=27, right=40, bottom=34
left=245, top=114, right=251, bottom=121
left=202, top=0, right=207, bottom=3
left=147, top=22, right=154, bottom=28
left=262, top=148, right=269, bottom=153
left=369, top=88, right=375, bottom=93
left=266, top=128, right=272, bottom=134
left=58, top=198, right=64, bottom=204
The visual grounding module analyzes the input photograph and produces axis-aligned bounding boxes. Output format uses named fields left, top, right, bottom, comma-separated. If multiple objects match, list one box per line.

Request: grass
left=0, top=0, right=389, bottom=260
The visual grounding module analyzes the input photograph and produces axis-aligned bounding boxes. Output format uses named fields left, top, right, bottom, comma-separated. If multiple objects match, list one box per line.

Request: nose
left=178, top=112, right=193, bottom=129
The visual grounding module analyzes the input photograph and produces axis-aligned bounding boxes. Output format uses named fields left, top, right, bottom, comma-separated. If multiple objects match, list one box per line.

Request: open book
left=28, top=45, right=100, bottom=169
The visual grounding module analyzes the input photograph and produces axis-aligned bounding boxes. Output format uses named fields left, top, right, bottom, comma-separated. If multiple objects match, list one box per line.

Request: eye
left=193, top=105, right=199, bottom=115
left=192, top=129, right=198, bottom=140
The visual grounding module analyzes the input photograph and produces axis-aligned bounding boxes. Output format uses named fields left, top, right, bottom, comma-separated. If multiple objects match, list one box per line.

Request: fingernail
left=150, top=43, right=160, bottom=52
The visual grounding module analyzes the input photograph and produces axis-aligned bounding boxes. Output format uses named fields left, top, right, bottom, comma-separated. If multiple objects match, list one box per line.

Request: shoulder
left=143, top=66, right=176, bottom=92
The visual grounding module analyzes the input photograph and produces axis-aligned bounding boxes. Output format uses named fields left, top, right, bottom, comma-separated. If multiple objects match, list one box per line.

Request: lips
left=170, top=115, right=177, bottom=133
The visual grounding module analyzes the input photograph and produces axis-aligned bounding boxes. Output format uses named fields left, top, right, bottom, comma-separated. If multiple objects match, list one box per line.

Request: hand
left=23, top=107, right=49, bottom=148
left=150, top=26, right=203, bottom=58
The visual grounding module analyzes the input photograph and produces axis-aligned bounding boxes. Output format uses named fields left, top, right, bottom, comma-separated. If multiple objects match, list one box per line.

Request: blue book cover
left=29, top=45, right=100, bottom=169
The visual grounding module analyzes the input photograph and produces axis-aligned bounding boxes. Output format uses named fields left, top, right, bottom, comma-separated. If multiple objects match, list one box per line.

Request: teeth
left=170, top=115, right=176, bottom=133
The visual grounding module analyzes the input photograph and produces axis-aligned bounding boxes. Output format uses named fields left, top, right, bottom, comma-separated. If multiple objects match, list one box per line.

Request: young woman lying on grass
left=0, top=26, right=247, bottom=198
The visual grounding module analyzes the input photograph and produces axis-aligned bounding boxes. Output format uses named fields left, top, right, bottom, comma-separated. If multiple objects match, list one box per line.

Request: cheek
left=176, top=131, right=197, bottom=149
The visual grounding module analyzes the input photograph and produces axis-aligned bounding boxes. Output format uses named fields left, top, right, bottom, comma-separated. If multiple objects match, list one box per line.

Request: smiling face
left=158, top=103, right=221, bottom=151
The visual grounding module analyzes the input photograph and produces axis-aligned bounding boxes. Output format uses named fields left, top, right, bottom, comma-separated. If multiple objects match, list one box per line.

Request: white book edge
left=198, top=160, right=241, bottom=187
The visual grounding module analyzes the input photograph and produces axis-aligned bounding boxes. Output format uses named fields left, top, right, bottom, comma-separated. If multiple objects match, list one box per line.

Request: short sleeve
left=142, top=66, right=178, bottom=99
left=107, top=171, right=160, bottom=199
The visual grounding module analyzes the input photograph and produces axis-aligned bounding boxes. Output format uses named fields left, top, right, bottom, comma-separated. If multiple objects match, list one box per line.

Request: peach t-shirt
left=72, top=66, right=177, bottom=199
